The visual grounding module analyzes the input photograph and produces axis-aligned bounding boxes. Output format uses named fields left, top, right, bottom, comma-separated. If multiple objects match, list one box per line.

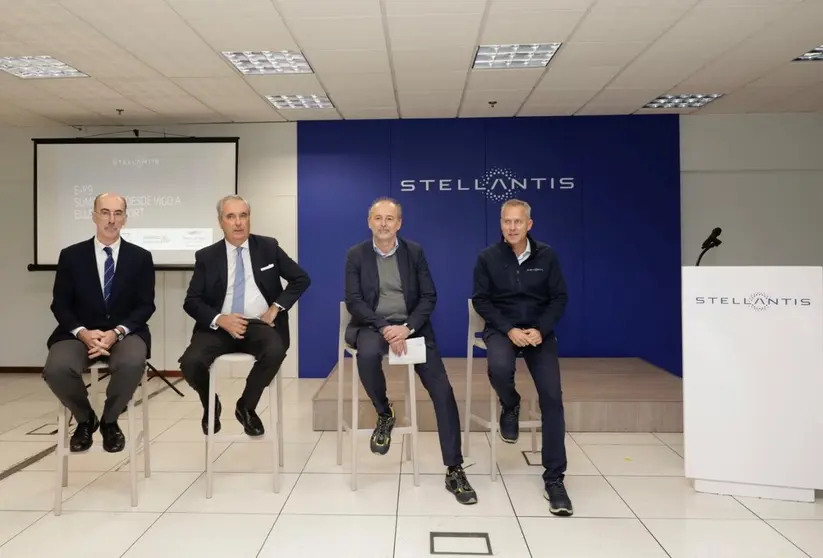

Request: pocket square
left=260, top=263, right=274, bottom=271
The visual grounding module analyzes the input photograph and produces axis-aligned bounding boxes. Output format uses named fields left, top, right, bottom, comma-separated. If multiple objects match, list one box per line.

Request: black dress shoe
left=70, top=413, right=99, bottom=452
left=100, top=421, right=125, bottom=453
left=235, top=398, right=264, bottom=437
left=201, top=396, right=222, bottom=435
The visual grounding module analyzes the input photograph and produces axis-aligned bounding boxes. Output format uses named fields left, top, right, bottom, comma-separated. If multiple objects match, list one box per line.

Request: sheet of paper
left=388, top=337, right=427, bottom=365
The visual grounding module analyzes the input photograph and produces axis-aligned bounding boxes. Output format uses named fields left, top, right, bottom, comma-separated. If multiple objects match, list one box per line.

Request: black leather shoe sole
left=70, top=416, right=100, bottom=452
left=202, top=398, right=222, bottom=435
left=234, top=408, right=264, bottom=437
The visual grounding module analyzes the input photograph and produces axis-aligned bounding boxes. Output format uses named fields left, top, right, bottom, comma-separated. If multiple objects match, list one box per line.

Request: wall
left=2, top=112, right=821, bottom=379
left=0, top=122, right=299, bottom=377
left=680, top=113, right=823, bottom=267
left=297, top=115, right=683, bottom=379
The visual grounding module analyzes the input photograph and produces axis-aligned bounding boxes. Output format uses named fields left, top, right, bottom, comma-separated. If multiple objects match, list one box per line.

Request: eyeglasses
left=96, top=209, right=126, bottom=220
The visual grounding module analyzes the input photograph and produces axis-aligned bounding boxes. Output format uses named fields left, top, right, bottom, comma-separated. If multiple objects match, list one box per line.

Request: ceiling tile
left=287, top=17, right=386, bottom=50
left=388, top=13, right=482, bottom=49
left=480, top=9, right=586, bottom=44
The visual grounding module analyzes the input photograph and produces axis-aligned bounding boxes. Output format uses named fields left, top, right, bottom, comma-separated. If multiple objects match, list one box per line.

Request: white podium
left=682, top=266, right=823, bottom=502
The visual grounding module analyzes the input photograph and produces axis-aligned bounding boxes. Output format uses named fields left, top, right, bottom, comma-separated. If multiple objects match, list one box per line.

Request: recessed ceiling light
left=0, top=56, right=87, bottom=79
left=266, top=94, right=334, bottom=110
left=222, top=51, right=313, bottom=74
left=644, top=93, right=723, bottom=109
left=473, top=43, right=562, bottom=70
left=793, top=45, right=823, bottom=61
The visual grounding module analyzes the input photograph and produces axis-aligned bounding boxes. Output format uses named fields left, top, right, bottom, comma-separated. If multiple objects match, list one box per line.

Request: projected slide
left=35, top=139, right=238, bottom=266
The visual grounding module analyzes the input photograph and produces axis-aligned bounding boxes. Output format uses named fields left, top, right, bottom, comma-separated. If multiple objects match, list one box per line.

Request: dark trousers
left=179, top=321, right=287, bottom=410
left=484, top=329, right=567, bottom=482
left=42, top=336, right=147, bottom=423
left=352, top=327, right=463, bottom=468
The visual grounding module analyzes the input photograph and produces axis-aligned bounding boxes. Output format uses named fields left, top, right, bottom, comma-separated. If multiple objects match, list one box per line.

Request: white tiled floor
left=0, top=372, right=821, bottom=557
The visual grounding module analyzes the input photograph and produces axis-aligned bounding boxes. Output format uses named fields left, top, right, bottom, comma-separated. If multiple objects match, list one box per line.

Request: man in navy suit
left=180, top=195, right=310, bottom=437
left=43, top=193, right=156, bottom=453
left=344, top=197, right=477, bottom=505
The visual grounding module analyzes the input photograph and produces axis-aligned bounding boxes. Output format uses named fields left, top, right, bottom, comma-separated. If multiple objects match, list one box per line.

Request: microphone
left=696, top=227, right=722, bottom=266
left=701, top=227, right=722, bottom=250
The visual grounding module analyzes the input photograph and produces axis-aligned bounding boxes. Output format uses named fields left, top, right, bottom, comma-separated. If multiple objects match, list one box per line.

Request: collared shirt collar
left=225, top=238, right=250, bottom=254
left=94, top=235, right=121, bottom=254
left=373, top=236, right=399, bottom=258
left=516, top=239, right=531, bottom=265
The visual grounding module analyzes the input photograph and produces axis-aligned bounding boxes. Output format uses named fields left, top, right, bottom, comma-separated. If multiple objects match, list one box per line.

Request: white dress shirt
left=210, top=239, right=275, bottom=329
left=71, top=236, right=130, bottom=337
left=516, top=239, right=531, bottom=265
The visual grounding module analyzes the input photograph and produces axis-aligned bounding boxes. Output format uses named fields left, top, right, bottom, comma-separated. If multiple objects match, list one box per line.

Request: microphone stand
left=695, top=240, right=721, bottom=266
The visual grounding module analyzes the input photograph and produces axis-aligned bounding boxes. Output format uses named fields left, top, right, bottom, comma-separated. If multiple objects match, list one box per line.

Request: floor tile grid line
left=730, top=496, right=814, bottom=558
left=495, top=455, right=535, bottom=557
left=252, top=419, right=325, bottom=558
left=390, top=436, right=408, bottom=558
left=576, top=441, right=675, bottom=558
left=0, top=375, right=182, bottom=481
left=0, top=510, right=48, bottom=554
left=115, top=473, right=205, bottom=558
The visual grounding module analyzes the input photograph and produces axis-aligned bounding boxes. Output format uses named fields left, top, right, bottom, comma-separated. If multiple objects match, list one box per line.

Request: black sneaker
left=370, top=405, right=395, bottom=455
left=544, top=478, right=573, bottom=516
left=445, top=465, right=478, bottom=505
left=499, top=403, right=520, bottom=443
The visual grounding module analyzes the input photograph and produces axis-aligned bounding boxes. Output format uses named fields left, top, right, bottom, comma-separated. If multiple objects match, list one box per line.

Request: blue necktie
left=231, top=247, right=245, bottom=314
left=103, top=246, right=114, bottom=307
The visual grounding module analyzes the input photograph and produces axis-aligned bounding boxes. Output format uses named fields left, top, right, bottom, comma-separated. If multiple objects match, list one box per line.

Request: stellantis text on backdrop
left=399, top=177, right=575, bottom=192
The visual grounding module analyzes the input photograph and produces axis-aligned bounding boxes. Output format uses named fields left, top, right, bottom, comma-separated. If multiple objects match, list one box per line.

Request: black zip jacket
left=471, top=234, right=568, bottom=337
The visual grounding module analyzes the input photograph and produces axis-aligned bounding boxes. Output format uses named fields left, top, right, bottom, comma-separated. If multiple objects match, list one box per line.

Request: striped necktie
left=231, top=246, right=245, bottom=314
left=103, top=246, right=114, bottom=307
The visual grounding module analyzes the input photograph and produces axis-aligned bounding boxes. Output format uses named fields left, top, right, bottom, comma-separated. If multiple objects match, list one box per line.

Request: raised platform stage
left=311, top=357, right=683, bottom=433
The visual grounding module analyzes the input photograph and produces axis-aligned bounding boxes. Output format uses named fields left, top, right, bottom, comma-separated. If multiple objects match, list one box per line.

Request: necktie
left=103, top=246, right=114, bottom=307
left=231, top=246, right=245, bottom=315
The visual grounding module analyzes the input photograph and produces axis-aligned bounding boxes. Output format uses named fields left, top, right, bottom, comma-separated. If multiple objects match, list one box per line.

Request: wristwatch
left=403, top=322, right=415, bottom=335
left=114, top=327, right=125, bottom=342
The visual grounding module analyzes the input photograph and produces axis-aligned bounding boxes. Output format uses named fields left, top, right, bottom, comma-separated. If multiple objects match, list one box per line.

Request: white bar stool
left=54, top=360, right=151, bottom=515
left=463, top=299, right=539, bottom=481
left=205, top=353, right=284, bottom=498
left=336, top=301, right=420, bottom=491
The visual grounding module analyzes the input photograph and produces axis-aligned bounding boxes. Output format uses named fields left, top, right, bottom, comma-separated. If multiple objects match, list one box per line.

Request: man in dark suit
left=181, top=195, right=310, bottom=436
left=43, top=193, right=155, bottom=453
left=472, top=198, right=573, bottom=516
left=345, top=197, right=477, bottom=505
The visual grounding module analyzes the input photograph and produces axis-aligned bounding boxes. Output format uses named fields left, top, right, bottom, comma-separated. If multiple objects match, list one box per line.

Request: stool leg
left=463, top=345, right=473, bottom=457
left=276, top=372, right=284, bottom=468
left=490, top=396, right=498, bottom=482
left=206, top=366, right=216, bottom=499
left=54, top=407, right=67, bottom=516
left=141, top=370, right=151, bottom=478
left=350, top=357, right=358, bottom=491
left=403, top=369, right=411, bottom=462
left=408, top=365, right=420, bottom=487
left=269, top=377, right=280, bottom=494
left=91, top=368, right=100, bottom=412
left=530, top=398, right=538, bottom=453
left=127, top=400, right=138, bottom=508
left=336, top=350, right=344, bottom=466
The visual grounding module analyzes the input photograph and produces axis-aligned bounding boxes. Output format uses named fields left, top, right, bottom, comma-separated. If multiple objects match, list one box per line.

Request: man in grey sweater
left=344, top=198, right=477, bottom=505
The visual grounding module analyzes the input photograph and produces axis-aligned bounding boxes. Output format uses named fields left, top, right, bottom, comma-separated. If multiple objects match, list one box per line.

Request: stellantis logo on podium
left=399, top=167, right=575, bottom=202
left=695, top=292, right=812, bottom=312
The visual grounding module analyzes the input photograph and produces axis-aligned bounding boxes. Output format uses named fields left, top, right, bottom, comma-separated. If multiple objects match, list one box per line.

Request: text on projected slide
left=70, top=184, right=214, bottom=253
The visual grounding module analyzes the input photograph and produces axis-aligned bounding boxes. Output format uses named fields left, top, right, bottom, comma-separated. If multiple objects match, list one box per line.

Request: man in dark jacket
left=345, top=197, right=477, bottom=505
left=43, top=193, right=155, bottom=454
left=472, top=198, right=573, bottom=516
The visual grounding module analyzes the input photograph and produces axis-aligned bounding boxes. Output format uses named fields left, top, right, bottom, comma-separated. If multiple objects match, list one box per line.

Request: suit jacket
left=344, top=236, right=437, bottom=346
left=183, top=234, right=310, bottom=350
left=48, top=237, right=156, bottom=357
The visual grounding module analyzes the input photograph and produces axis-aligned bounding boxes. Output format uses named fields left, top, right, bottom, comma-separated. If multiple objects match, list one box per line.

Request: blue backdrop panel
left=574, top=115, right=682, bottom=374
left=296, top=115, right=682, bottom=379
left=483, top=118, right=585, bottom=357
left=296, top=120, right=391, bottom=373
left=388, top=119, right=488, bottom=357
